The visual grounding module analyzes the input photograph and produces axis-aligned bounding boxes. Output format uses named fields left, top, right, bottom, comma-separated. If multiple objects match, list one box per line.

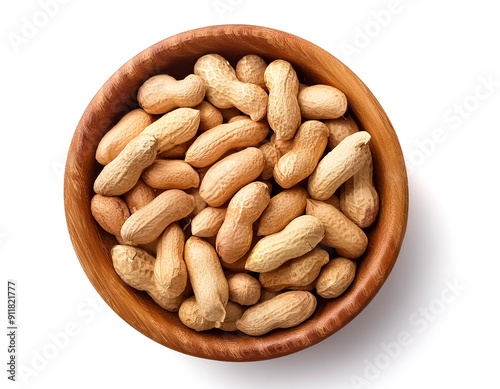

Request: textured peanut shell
left=158, top=138, right=194, bottom=159
left=227, top=115, right=248, bottom=123
left=120, top=189, right=194, bottom=245
left=236, top=54, right=267, bottom=89
left=91, top=194, right=130, bottom=236
left=316, top=257, right=357, bottom=298
left=325, top=115, right=359, bottom=149
left=216, top=182, right=270, bottom=263
left=264, top=60, right=302, bottom=140
left=188, top=188, right=207, bottom=218
left=149, top=284, right=191, bottom=313
left=308, top=131, right=371, bottom=200
left=96, top=108, right=155, bottom=165
left=257, top=186, right=308, bottom=236
left=340, top=152, right=379, bottom=228
left=179, top=296, right=216, bottom=331
left=123, top=180, right=156, bottom=214
left=111, top=245, right=155, bottom=291
left=154, top=224, right=187, bottom=298
left=199, top=147, right=264, bottom=207
left=259, top=248, right=329, bottom=292
left=216, top=301, right=245, bottom=331
left=191, top=207, right=227, bottom=237
left=274, top=120, right=329, bottom=188
left=306, top=199, right=368, bottom=259
left=298, top=84, right=348, bottom=119
left=142, top=159, right=200, bottom=190
left=184, top=237, right=229, bottom=322
left=219, top=107, right=242, bottom=122
left=137, top=74, right=206, bottom=115
left=195, top=101, right=223, bottom=131
left=194, top=54, right=268, bottom=121
left=185, top=118, right=269, bottom=167
left=94, top=135, right=158, bottom=196
left=324, top=194, right=341, bottom=210
left=236, top=291, right=317, bottom=336
left=245, top=215, right=325, bottom=272
left=259, top=142, right=282, bottom=180
left=140, top=107, right=200, bottom=153
left=270, top=133, right=294, bottom=155
left=259, top=289, right=280, bottom=303
left=227, top=273, right=261, bottom=306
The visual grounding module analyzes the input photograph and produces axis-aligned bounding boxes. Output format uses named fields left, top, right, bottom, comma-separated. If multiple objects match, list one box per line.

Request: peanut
left=184, top=237, right=228, bottom=322
left=215, top=301, right=244, bottom=331
left=259, top=142, right=281, bottom=180
left=216, top=182, right=270, bottom=263
left=195, top=101, right=223, bottom=131
left=245, top=215, right=325, bottom=272
left=264, top=60, right=302, bottom=140
left=111, top=245, right=155, bottom=291
left=121, top=189, right=194, bottom=244
left=274, top=120, right=329, bottom=188
left=148, top=285, right=190, bottom=312
left=259, top=289, right=280, bottom=303
left=219, top=107, right=241, bottom=122
left=315, top=257, right=357, bottom=298
left=340, top=152, right=379, bottom=228
left=141, top=107, right=200, bottom=153
left=227, top=273, right=261, bottom=306
left=308, top=131, right=371, bottom=200
left=96, top=108, right=155, bottom=165
left=306, top=199, right=367, bottom=259
left=187, top=187, right=207, bottom=217
left=94, top=135, right=158, bottom=196
left=298, top=84, right=347, bottom=119
left=257, top=186, right=308, bottom=236
left=325, top=114, right=358, bottom=149
left=158, top=138, right=194, bottom=159
left=185, top=118, right=269, bottom=168
left=91, top=194, right=130, bottom=237
left=259, top=248, right=329, bottom=291
left=179, top=296, right=216, bottom=331
left=227, top=115, right=249, bottom=123
left=142, top=159, right=199, bottom=190
left=270, top=133, right=293, bottom=155
left=123, top=180, right=155, bottom=213
left=137, top=74, right=206, bottom=114
left=199, top=147, right=264, bottom=207
left=191, top=207, right=227, bottom=237
left=154, top=223, right=187, bottom=298
left=194, top=54, right=268, bottom=121
left=236, top=291, right=317, bottom=336
left=236, top=54, right=267, bottom=90
left=324, top=193, right=341, bottom=209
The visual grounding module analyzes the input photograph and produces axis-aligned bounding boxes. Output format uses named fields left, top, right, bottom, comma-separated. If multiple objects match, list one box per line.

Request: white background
left=1, top=0, right=499, bottom=388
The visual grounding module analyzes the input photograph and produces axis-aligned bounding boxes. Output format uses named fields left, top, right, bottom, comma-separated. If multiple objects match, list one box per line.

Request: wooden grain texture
left=64, top=24, right=408, bottom=362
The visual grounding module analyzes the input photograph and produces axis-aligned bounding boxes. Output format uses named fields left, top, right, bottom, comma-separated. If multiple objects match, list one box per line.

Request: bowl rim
left=64, top=24, right=409, bottom=362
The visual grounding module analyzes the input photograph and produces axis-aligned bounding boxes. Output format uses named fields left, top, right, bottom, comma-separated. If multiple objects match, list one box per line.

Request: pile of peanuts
left=90, top=54, right=379, bottom=336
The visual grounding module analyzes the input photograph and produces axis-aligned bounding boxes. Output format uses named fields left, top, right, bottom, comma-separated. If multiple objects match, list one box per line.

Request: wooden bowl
left=64, top=25, right=408, bottom=361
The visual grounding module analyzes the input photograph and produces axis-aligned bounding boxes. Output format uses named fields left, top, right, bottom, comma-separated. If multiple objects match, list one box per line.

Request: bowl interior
left=64, top=24, right=408, bottom=361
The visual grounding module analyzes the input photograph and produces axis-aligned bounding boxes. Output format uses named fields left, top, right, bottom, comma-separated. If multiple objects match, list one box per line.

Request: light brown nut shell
left=325, top=114, right=359, bottom=149
left=235, top=54, right=267, bottom=89
left=227, top=273, right=261, bottom=306
left=236, top=291, right=317, bottom=336
left=94, top=135, right=158, bottom=196
left=315, top=257, right=357, bottom=298
left=142, top=159, right=200, bottom=190
left=308, top=131, right=371, bottom=200
left=120, top=189, right=194, bottom=245
left=91, top=194, right=130, bottom=236
left=298, top=84, right=348, bottom=120
left=199, top=147, right=264, bottom=207
left=195, top=101, right=223, bottom=131
left=96, top=108, right=155, bottom=165
left=259, top=248, right=329, bottom=292
left=184, top=237, right=228, bottom=323
left=306, top=199, right=368, bottom=259
left=191, top=207, right=227, bottom=238
left=257, top=186, right=308, bottom=236
left=123, top=180, right=156, bottom=214
left=245, top=215, right=325, bottom=272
